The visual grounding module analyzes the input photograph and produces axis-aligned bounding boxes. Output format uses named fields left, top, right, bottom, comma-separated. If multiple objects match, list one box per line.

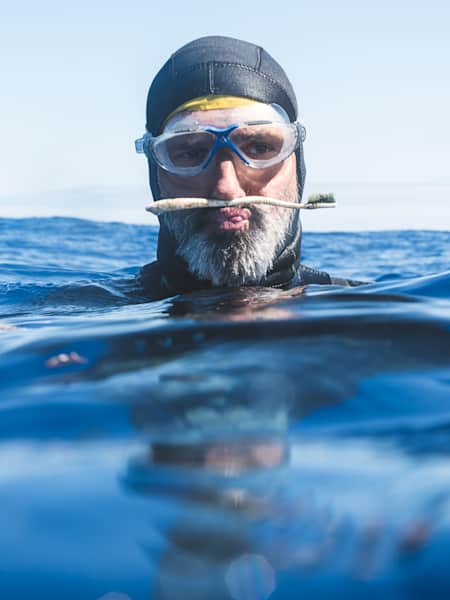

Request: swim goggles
left=135, top=121, right=306, bottom=176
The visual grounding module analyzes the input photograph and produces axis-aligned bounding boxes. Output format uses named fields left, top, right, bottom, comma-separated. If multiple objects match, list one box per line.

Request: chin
left=163, top=206, right=293, bottom=287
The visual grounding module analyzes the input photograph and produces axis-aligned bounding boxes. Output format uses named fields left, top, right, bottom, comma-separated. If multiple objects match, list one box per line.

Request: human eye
left=246, top=139, right=277, bottom=157
left=174, top=144, right=209, bottom=161
left=233, top=128, right=283, bottom=160
left=167, top=134, right=212, bottom=166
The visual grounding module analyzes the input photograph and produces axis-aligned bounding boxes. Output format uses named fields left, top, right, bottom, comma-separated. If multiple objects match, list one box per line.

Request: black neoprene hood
left=144, top=35, right=306, bottom=202
left=146, top=35, right=298, bottom=135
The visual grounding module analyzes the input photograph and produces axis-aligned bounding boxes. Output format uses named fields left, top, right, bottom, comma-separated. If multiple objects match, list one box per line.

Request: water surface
left=1, top=217, right=450, bottom=599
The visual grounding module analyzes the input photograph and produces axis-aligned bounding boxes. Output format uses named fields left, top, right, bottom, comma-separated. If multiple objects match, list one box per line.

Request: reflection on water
left=2, top=276, right=450, bottom=598
left=121, top=417, right=450, bottom=599
left=124, top=432, right=292, bottom=599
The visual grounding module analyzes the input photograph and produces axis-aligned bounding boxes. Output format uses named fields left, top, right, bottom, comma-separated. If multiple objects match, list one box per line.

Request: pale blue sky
left=1, top=0, right=449, bottom=227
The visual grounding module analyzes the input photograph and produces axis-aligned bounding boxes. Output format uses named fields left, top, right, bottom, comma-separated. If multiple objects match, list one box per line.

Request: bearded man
left=136, top=36, right=355, bottom=300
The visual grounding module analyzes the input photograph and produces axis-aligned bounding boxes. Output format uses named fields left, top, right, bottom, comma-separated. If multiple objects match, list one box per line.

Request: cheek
left=254, top=156, right=297, bottom=197
left=158, top=156, right=298, bottom=198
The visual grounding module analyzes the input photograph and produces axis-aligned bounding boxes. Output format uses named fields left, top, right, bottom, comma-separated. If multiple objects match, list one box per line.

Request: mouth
left=206, top=207, right=252, bottom=233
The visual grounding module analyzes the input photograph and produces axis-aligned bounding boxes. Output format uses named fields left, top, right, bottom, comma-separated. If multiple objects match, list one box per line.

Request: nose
left=209, top=151, right=246, bottom=201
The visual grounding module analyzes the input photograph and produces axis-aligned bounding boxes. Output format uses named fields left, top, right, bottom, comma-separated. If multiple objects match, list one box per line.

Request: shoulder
left=294, top=264, right=366, bottom=287
left=137, top=261, right=173, bottom=300
left=329, top=275, right=367, bottom=287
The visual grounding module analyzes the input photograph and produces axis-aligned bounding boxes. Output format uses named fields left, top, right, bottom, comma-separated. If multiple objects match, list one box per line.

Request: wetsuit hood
left=144, top=35, right=306, bottom=290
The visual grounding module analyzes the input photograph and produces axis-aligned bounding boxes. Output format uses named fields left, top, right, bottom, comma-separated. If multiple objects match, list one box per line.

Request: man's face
left=157, top=103, right=299, bottom=287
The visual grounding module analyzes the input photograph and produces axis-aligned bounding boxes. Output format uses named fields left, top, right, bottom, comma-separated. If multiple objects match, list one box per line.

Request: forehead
left=163, top=103, right=289, bottom=132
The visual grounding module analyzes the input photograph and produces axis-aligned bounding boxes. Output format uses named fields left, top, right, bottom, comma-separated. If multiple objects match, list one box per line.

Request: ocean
left=1, top=216, right=450, bottom=599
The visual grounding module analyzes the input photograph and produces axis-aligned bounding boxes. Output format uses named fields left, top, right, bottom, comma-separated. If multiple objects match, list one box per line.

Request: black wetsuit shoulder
left=138, top=260, right=364, bottom=300
left=292, top=264, right=364, bottom=288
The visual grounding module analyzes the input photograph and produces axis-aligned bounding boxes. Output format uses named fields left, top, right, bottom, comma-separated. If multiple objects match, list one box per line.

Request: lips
left=207, top=207, right=251, bottom=232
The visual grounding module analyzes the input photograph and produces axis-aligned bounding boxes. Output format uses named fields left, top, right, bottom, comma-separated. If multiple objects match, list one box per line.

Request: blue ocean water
left=1, top=216, right=450, bottom=599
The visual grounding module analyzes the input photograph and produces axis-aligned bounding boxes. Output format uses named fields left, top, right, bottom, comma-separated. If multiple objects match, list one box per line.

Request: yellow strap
left=164, top=95, right=262, bottom=124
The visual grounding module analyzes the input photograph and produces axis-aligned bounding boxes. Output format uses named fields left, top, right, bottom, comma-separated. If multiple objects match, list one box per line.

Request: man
left=136, top=35, right=357, bottom=300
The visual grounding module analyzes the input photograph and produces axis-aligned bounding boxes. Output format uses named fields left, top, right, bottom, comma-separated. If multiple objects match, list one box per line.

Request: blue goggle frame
left=135, top=121, right=306, bottom=176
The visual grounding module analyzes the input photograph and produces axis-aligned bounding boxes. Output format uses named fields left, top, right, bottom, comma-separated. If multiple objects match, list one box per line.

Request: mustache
left=166, top=206, right=267, bottom=240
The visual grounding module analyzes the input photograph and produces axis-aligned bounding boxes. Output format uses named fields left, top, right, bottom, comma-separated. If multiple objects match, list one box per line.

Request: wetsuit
left=138, top=212, right=361, bottom=301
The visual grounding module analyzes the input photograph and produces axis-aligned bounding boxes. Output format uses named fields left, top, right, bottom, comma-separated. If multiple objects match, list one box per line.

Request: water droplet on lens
left=225, top=553, right=275, bottom=600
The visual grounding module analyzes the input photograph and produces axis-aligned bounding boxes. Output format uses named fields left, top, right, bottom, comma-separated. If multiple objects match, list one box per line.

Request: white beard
left=161, top=198, right=297, bottom=287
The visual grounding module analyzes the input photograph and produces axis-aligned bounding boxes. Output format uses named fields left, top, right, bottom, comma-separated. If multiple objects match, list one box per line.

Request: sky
left=1, top=0, right=449, bottom=228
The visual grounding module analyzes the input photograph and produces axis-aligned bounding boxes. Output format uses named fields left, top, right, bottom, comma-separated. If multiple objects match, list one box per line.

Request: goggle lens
left=137, top=121, right=303, bottom=176
left=229, top=125, right=291, bottom=163
left=156, top=131, right=216, bottom=169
